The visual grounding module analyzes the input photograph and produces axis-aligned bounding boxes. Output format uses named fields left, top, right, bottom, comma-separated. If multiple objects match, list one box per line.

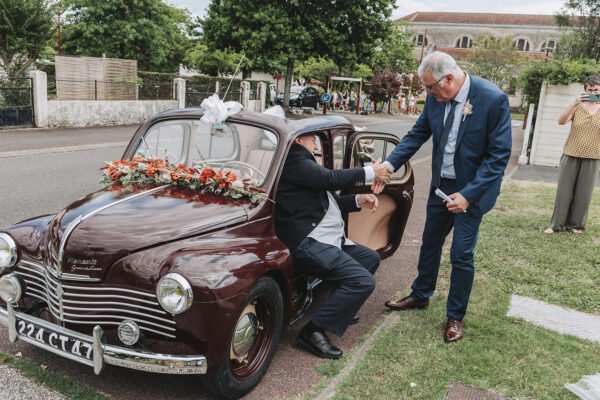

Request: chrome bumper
left=0, top=301, right=207, bottom=374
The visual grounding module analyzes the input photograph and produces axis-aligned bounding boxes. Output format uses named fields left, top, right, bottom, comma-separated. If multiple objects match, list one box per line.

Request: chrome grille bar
left=15, top=260, right=175, bottom=339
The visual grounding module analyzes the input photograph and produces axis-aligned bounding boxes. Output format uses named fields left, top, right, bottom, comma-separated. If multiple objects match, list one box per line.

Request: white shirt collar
left=453, top=73, right=470, bottom=104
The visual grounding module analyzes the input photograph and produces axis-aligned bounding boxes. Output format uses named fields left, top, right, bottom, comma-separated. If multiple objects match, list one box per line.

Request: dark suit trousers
left=292, top=238, right=380, bottom=336
left=410, top=179, right=483, bottom=320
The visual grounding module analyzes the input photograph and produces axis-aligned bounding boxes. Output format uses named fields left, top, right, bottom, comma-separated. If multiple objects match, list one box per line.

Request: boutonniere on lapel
left=462, top=100, right=473, bottom=121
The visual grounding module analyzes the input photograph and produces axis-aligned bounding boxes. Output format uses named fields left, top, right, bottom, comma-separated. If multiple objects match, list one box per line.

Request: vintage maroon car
left=0, top=109, right=413, bottom=399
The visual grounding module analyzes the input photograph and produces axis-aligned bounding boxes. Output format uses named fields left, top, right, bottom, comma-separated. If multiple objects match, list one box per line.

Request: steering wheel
left=220, top=161, right=266, bottom=181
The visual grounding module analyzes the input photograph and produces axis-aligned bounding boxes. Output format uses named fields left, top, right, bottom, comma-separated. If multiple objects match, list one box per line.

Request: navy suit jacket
left=275, top=143, right=364, bottom=250
left=385, top=74, right=512, bottom=216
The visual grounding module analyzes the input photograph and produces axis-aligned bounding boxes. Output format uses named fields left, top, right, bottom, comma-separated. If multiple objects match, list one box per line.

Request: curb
left=0, top=142, right=128, bottom=159
left=315, top=312, right=401, bottom=400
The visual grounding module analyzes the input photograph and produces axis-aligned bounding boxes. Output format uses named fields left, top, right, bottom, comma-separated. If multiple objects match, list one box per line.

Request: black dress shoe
left=297, top=326, right=343, bottom=359
left=349, top=314, right=359, bottom=324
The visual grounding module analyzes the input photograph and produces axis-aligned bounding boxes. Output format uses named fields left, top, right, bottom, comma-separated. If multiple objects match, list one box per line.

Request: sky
left=167, top=0, right=566, bottom=19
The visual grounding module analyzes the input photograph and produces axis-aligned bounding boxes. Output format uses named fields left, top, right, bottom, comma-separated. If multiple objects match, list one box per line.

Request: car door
left=342, top=132, right=414, bottom=259
left=307, top=88, right=318, bottom=107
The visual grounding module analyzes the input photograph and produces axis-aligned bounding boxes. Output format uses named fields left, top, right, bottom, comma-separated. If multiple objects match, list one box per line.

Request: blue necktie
left=433, top=100, right=457, bottom=187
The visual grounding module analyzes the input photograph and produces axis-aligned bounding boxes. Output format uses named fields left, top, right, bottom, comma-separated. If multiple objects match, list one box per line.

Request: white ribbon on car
left=200, top=94, right=243, bottom=126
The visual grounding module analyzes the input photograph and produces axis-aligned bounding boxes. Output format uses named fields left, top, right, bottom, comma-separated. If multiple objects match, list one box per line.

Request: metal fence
left=47, top=76, right=173, bottom=101
left=0, top=77, right=34, bottom=128
left=139, top=81, right=174, bottom=100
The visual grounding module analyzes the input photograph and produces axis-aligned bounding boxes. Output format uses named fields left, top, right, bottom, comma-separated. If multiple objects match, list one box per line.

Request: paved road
left=0, top=114, right=523, bottom=400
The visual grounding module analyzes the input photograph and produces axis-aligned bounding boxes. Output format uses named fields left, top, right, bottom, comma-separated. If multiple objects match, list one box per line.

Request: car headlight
left=0, top=233, right=17, bottom=270
left=156, top=273, right=193, bottom=315
left=0, top=273, right=23, bottom=303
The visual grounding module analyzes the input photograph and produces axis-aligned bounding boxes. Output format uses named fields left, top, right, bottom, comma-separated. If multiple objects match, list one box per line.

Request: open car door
left=343, top=132, right=415, bottom=259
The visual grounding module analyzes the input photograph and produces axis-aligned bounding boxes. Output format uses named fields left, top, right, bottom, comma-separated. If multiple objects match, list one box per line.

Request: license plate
left=16, top=319, right=93, bottom=361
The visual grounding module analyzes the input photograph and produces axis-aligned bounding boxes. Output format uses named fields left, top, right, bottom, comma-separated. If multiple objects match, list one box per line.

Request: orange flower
left=171, top=172, right=180, bottom=181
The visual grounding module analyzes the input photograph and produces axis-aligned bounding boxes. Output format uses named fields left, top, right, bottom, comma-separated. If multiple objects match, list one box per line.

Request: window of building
left=540, top=39, right=557, bottom=52
left=414, top=34, right=428, bottom=46
left=514, top=37, right=531, bottom=52
left=455, top=36, right=472, bottom=48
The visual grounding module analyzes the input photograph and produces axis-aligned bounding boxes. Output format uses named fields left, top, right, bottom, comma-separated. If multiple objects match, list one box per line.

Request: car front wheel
left=201, top=276, right=283, bottom=399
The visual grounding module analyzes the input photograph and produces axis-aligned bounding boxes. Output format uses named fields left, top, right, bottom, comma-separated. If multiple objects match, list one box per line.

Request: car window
left=192, top=123, right=237, bottom=160
left=351, top=137, right=407, bottom=183
left=134, top=120, right=278, bottom=186
left=333, top=134, right=346, bottom=169
left=290, top=87, right=303, bottom=94
left=136, top=120, right=186, bottom=163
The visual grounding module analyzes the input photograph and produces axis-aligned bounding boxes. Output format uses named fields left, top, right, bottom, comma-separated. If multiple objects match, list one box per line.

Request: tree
left=0, top=0, right=55, bottom=78
left=370, top=22, right=416, bottom=74
left=295, top=57, right=338, bottom=86
left=366, top=70, right=401, bottom=113
left=60, top=0, right=193, bottom=72
left=185, top=43, right=246, bottom=76
left=201, top=0, right=396, bottom=109
left=555, top=0, right=600, bottom=60
left=461, top=35, right=529, bottom=93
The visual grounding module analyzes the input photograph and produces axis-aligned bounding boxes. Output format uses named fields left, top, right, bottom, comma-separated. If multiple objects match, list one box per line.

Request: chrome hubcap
left=231, top=304, right=259, bottom=361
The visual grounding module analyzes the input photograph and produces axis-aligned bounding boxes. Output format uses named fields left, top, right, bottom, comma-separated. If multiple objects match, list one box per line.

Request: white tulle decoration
left=200, top=94, right=243, bottom=125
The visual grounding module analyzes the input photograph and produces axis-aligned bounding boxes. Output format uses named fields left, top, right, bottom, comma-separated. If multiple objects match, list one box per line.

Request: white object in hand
left=435, top=188, right=453, bottom=202
left=435, top=188, right=467, bottom=212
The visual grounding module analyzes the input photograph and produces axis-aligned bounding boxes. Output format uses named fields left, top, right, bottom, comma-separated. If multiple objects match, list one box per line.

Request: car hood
left=43, top=184, right=249, bottom=281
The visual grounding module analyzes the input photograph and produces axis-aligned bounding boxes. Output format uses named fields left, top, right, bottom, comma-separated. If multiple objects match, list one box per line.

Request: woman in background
left=544, top=75, right=600, bottom=234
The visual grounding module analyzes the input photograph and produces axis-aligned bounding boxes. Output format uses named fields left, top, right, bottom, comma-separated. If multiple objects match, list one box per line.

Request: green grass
left=511, top=113, right=525, bottom=120
left=326, top=181, right=600, bottom=399
left=0, top=353, right=112, bottom=399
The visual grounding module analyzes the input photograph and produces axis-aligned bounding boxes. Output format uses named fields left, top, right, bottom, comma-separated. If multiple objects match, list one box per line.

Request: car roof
left=147, top=108, right=354, bottom=143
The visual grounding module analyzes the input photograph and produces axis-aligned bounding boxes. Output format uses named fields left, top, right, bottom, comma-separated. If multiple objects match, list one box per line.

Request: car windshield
left=290, top=87, right=304, bottom=94
left=134, top=119, right=278, bottom=186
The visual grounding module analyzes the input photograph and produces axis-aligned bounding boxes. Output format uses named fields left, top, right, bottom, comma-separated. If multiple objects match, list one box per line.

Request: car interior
left=135, top=119, right=278, bottom=185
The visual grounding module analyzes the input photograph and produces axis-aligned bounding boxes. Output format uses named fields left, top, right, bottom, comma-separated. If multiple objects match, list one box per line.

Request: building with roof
left=398, top=12, right=562, bottom=61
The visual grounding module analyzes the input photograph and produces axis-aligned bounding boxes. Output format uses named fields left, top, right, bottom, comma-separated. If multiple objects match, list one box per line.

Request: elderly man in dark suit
left=374, top=51, right=512, bottom=343
left=275, top=133, right=391, bottom=359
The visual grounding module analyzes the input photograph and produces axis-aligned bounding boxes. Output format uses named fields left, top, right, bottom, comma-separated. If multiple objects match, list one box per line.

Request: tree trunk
left=283, top=58, right=294, bottom=111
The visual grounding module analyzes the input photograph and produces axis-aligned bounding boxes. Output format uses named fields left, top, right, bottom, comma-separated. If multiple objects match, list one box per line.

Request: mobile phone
left=587, top=93, right=600, bottom=102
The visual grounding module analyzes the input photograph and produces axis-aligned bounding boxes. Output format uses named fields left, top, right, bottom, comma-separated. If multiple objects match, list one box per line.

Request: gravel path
left=0, top=364, right=65, bottom=400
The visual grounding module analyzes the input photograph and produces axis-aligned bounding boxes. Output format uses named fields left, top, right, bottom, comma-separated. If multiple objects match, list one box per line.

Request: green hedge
left=519, top=59, right=600, bottom=150
left=520, top=59, right=600, bottom=106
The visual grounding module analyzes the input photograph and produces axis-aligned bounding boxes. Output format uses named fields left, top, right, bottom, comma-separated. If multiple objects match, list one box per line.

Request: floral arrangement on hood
left=100, top=156, right=267, bottom=203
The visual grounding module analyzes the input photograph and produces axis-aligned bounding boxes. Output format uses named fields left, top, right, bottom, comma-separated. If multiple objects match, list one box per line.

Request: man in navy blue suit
left=374, top=51, right=512, bottom=342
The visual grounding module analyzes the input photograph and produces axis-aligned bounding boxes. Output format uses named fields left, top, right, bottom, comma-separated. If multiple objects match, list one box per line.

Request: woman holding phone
left=544, top=75, right=600, bottom=234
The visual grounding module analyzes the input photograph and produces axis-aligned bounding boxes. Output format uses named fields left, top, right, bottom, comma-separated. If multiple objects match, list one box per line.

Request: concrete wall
left=30, top=70, right=265, bottom=128
left=47, top=100, right=178, bottom=127
left=529, top=83, right=579, bottom=166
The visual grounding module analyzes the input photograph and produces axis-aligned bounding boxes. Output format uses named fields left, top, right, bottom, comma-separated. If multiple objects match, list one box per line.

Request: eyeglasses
left=423, top=75, right=446, bottom=91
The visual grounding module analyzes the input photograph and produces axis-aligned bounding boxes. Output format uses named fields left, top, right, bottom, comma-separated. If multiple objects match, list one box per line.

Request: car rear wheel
left=201, top=276, right=283, bottom=399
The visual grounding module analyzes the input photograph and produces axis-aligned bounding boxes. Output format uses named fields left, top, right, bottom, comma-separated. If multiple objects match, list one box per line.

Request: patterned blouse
left=564, top=104, right=600, bottom=159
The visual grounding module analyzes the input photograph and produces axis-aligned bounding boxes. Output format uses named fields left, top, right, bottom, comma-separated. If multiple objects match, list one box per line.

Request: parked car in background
left=275, top=85, right=321, bottom=109
left=0, top=109, right=414, bottom=399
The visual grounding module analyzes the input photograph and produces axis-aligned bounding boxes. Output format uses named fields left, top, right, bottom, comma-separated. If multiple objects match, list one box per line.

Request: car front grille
left=14, top=260, right=176, bottom=339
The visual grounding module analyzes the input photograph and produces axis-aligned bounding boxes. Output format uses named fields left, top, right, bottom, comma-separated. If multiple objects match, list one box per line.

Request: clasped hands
left=369, top=158, right=470, bottom=213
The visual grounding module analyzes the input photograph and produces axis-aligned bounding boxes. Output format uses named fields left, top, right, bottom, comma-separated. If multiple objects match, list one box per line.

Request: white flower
left=462, top=100, right=473, bottom=121
left=232, top=180, right=244, bottom=189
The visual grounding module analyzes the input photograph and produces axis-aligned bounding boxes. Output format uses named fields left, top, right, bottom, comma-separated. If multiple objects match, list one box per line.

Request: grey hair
left=584, top=75, right=600, bottom=90
left=418, top=51, right=463, bottom=86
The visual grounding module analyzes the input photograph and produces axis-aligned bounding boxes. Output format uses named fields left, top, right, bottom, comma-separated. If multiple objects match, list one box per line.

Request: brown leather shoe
left=444, top=318, right=464, bottom=343
left=385, top=295, right=429, bottom=311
